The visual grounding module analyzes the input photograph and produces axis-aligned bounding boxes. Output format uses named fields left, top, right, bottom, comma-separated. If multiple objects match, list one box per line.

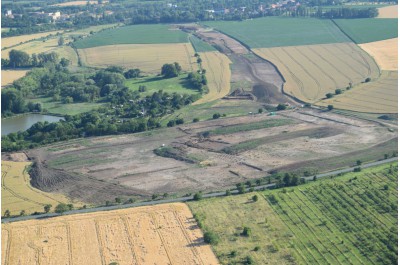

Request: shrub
left=354, top=167, right=362, bottom=172
left=167, top=120, right=176, bottom=127
left=335, top=89, right=342, bottom=95
left=176, top=118, right=184, bottom=125
left=242, top=226, right=251, bottom=237
left=226, top=190, right=231, bottom=196
left=204, top=231, right=219, bottom=245
left=213, top=113, right=221, bottom=119
left=193, top=192, right=203, bottom=201
left=327, top=105, right=334, bottom=111
left=193, top=118, right=200, bottom=122
left=365, top=77, right=371, bottom=82
left=244, top=255, right=254, bottom=264
left=326, top=93, right=334, bottom=99
left=254, top=246, right=260, bottom=251
left=276, top=104, right=287, bottom=111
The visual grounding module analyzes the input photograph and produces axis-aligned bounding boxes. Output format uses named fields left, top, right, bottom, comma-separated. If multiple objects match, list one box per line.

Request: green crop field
left=189, top=35, right=216, bottom=52
left=73, top=24, right=189, bottom=49
left=264, top=163, right=398, bottom=265
left=204, top=17, right=350, bottom=48
left=189, top=163, right=398, bottom=265
left=125, top=75, right=199, bottom=96
left=333, top=18, right=398, bottom=43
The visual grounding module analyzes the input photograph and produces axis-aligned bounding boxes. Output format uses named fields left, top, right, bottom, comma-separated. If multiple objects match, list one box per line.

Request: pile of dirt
left=29, top=157, right=149, bottom=204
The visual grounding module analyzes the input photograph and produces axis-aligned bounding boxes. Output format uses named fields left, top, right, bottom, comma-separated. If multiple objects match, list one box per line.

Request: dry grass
left=1, top=31, right=63, bottom=49
left=359, top=38, right=398, bottom=70
left=52, top=0, right=98, bottom=6
left=2, top=203, right=219, bottom=265
left=193, top=51, right=232, bottom=105
left=317, top=71, right=398, bottom=113
left=1, top=161, right=77, bottom=216
left=78, top=43, right=198, bottom=73
left=253, top=42, right=380, bottom=103
left=1, top=69, right=29, bottom=87
left=377, top=5, right=398, bottom=18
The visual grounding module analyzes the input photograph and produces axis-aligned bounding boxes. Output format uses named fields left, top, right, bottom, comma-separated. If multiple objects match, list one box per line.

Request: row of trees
left=2, top=50, right=64, bottom=68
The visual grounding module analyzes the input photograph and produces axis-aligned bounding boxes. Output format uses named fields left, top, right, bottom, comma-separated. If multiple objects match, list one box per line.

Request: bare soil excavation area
left=27, top=109, right=397, bottom=204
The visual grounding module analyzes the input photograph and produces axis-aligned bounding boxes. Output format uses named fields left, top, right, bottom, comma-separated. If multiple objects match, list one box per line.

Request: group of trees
left=2, top=50, right=62, bottom=68
left=187, top=71, right=208, bottom=92
left=161, top=62, right=182, bottom=78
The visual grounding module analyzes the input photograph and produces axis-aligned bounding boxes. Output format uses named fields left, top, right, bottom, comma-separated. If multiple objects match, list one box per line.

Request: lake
left=2, top=114, right=64, bottom=136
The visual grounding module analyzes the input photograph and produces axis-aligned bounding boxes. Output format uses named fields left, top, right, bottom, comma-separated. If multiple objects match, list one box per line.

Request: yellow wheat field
left=1, top=70, right=29, bottom=87
left=359, top=38, right=398, bottom=70
left=2, top=203, right=219, bottom=265
left=377, top=5, right=398, bottom=18
left=317, top=71, right=398, bottom=113
left=253, top=42, right=380, bottom=103
left=1, top=31, right=63, bottom=49
left=1, top=161, right=78, bottom=216
left=78, top=43, right=198, bottom=73
left=52, top=0, right=99, bottom=6
left=193, top=51, right=232, bottom=105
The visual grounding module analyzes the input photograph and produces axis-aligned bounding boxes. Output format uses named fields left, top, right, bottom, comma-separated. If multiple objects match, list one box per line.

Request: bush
left=327, top=105, right=334, bottom=111
left=242, top=226, right=251, bottom=237
left=254, top=246, right=260, bottom=251
left=175, top=118, right=184, bottom=125
left=244, top=255, right=254, bottom=264
left=252, top=195, right=258, bottom=202
left=213, top=113, right=221, bottom=119
left=276, top=104, right=287, bottom=111
left=55, top=203, right=69, bottom=214
left=326, top=93, right=334, bottom=99
left=226, top=190, right=232, bottom=196
left=365, top=77, right=371, bottom=82
left=354, top=167, right=362, bottom=172
left=193, top=118, right=199, bottom=122
left=193, top=192, right=203, bottom=201
left=204, top=231, right=219, bottom=245
left=335, top=89, right=342, bottom=95
left=167, top=120, right=176, bottom=127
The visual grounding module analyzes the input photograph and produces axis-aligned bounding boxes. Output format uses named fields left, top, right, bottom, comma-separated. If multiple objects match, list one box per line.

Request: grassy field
left=194, top=51, right=232, bottom=105
left=333, top=18, right=398, bottom=43
left=126, top=74, right=199, bottom=96
left=359, top=38, right=398, bottom=70
left=253, top=42, right=380, bottom=103
left=204, top=17, right=350, bottom=48
left=209, top=118, right=293, bottom=135
left=1, top=161, right=77, bottom=216
left=264, top=163, right=398, bottom=265
left=74, top=24, right=189, bottom=48
left=189, top=35, right=216, bottom=52
left=1, top=69, right=29, bottom=87
left=2, top=203, right=219, bottom=265
left=28, top=97, right=103, bottom=115
left=78, top=43, right=197, bottom=73
left=189, top=163, right=397, bottom=265
left=317, top=71, right=398, bottom=113
left=188, top=193, right=298, bottom=264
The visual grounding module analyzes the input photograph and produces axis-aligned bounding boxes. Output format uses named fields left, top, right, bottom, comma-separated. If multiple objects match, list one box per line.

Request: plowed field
left=1, top=161, right=74, bottom=216
left=253, top=42, right=379, bottom=103
left=1, top=203, right=219, bottom=265
left=78, top=43, right=197, bottom=74
left=317, top=71, right=398, bottom=113
left=194, top=51, right=232, bottom=105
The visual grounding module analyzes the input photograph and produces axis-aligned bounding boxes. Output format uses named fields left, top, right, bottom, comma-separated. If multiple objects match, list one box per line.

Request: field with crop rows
left=318, top=71, right=398, bottom=113
left=264, top=163, right=398, bottom=265
left=189, top=193, right=296, bottom=265
left=205, top=17, right=350, bottom=48
left=359, top=38, right=398, bottom=70
left=333, top=18, right=398, bottom=43
left=78, top=43, right=197, bottom=73
left=1, top=161, right=75, bottom=216
left=1, top=69, right=29, bottom=87
left=194, top=51, right=232, bottom=105
left=377, top=5, right=398, bottom=18
left=74, top=24, right=189, bottom=49
left=254, top=42, right=379, bottom=103
left=2, top=203, right=219, bottom=265
left=1, top=30, right=62, bottom=49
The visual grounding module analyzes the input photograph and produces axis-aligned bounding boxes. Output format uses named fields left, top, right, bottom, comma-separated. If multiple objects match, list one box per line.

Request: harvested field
left=52, top=0, right=98, bottom=6
left=1, top=31, right=62, bottom=49
left=333, top=18, right=398, bottom=44
left=1, top=161, right=75, bottom=216
left=188, top=193, right=295, bottom=264
left=2, top=203, right=219, bottom=265
left=377, top=5, right=398, bottom=18
left=253, top=42, right=380, bottom=103
left=1, top=69, right=29, bottom=87
left=317, top=71, right=398, bottom=113
left=359, top=38, right=398, bottom=70
left=194, top=51, right=232, bottom=105
left=78, top=43, right=197, bottom=73
left=27, top=109, right=397, bottom=202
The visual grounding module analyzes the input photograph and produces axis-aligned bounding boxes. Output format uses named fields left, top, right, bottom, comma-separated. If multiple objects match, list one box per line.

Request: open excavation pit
left=26, top=109, right=397, bottom=204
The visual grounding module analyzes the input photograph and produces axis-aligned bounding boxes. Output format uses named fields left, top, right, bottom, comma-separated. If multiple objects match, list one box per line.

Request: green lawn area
left=125, top=75, right=199, bottom=96
left=333, top=18, right=398, bottom=43
left=189, top=35, right=216, bottom=52
left=189, top=163, right=398, bottom=265
left=204, top=17, right=350, bottom=48
left=73, top=24, right=189, bottom=48
left=28, top=97, right=103, bottom=116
